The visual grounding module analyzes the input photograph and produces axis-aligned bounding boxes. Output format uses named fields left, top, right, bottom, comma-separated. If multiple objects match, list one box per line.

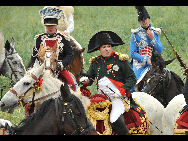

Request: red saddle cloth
left=174, top=111, right=188, bottom=135
left=80, top=86, right=150, bottom=135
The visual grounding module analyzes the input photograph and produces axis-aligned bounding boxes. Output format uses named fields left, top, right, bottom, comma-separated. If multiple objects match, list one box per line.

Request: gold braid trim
left=122, top=97, right=130, bottom=112
left=88, top=100, right=112, bottom=135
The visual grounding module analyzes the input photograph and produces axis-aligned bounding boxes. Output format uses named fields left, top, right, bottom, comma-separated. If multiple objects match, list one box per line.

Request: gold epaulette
left=89, top=56, right=97, bottom=63
left=114, top=52, right=129, bottom=61
left=34, top=33, right=43, bottom=40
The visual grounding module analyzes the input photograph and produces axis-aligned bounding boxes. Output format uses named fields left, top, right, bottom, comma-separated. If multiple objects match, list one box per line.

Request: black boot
left=111, top=114, right=130, bottom=135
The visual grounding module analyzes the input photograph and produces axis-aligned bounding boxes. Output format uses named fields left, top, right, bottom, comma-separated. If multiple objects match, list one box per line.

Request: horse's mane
left=170, top=71, right=184, bottom=90
left=11, top=98, right=55, bottom=134
left=72, top=46, right=80, bottom=56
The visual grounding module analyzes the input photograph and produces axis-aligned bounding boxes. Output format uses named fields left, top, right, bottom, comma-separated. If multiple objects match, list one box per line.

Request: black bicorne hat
left=135, top=6, right=150, bottom=21
left=87, top=31, right=125, bottom=53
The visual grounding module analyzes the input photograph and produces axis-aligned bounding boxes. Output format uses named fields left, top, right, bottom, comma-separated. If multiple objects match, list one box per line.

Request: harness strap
left=55, top=98, right=63, bottom=134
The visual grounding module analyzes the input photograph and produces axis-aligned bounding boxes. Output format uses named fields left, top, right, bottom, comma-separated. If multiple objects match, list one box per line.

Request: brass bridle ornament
left=9, top=72, right=59, bottom=107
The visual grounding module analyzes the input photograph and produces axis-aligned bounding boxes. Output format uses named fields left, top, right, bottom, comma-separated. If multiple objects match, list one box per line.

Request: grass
left=0, top=6, right=188, bottom=125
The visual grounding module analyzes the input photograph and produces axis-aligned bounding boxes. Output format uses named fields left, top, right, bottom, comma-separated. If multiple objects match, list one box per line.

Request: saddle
left=79, top=86, right=150, bottom=135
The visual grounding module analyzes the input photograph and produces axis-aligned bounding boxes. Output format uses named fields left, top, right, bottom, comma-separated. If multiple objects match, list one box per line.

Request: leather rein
left=9, top=72, right=60, bottom=107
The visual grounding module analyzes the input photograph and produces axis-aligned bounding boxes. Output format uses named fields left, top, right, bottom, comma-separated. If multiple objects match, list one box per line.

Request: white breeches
left=98, top=77, right=126, bottom=123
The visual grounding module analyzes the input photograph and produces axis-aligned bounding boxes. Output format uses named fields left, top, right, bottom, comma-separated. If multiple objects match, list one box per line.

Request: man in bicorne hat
left=80, top=31, right=137, bottom=135
left=30, top=7, right=76, bottom=91
left=130, top=6, right=163, bottom=92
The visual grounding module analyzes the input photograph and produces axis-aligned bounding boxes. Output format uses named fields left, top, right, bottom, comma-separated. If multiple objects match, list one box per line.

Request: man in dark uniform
left=30, top=7, right=76, bottom=91
left=80, top=31, right=137, bottom=135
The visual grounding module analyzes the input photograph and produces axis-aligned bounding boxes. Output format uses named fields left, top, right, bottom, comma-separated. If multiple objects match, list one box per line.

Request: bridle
left=9, top=72, right=60, bottom=108
left=143, top=68, right=171, bottom=107
left=55, top=96, right=95, bottom=135
left=43, top=50, right=57, bottom=74
left=0, top=49, right=24, bottom=83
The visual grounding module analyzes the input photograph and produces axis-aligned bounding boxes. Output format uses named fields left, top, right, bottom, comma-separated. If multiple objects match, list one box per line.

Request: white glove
left=113, top=90, right=123, bottom=99
left=0, top=119, right=12, bottom=128
left=80, top=77, right=89, bottom=84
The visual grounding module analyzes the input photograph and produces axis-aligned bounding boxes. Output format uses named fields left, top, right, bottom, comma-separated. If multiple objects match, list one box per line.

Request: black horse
left=141, top=52, right=184, bottom=107
left=6, top=83, right=97, bottom=135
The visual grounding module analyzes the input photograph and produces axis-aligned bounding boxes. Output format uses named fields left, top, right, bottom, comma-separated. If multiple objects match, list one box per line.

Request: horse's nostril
left=0, top=102, right=5, bottom=107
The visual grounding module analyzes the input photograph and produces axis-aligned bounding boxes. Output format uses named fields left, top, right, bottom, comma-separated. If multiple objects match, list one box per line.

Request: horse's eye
left=23, top=82, right=30, bottom=86
left=12, top=61, right=17, bottom=64
left=76, top=112, right=81, bottom=116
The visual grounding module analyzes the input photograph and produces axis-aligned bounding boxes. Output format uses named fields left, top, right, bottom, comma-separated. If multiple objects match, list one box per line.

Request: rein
left=44, top=50, right=56, bottom=74
left=55, top=96, right=95, bottom=135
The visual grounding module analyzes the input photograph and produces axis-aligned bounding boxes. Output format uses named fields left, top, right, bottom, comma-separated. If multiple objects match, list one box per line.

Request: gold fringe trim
left=88, top=100, right=112, bottom=135
left=114, top=52, right=129, bottom=61
left=89, top=56, right=97, bottom=63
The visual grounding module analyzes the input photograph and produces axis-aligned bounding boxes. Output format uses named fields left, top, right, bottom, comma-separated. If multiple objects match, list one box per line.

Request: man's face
left=99, top=44, right=112, bottom=58
left=139, top=18, right=150, bottom=29
left=45, top=25, right=57, bottom=35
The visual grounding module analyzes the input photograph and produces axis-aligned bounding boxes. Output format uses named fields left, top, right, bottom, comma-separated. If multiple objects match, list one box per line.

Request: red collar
left=100, top=51, right=114, bottom=60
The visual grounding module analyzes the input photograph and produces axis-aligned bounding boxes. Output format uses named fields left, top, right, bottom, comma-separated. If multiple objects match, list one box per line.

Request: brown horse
left=5, top=83, right=97, bottom=135
left=67, top=40, right=85, bottom=84
left=38, top=43, right=58, bottom=75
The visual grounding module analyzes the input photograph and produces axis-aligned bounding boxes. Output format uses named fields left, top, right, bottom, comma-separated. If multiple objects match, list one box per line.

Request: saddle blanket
left=174, top=106, right=188, bottom=135
left=88, top=94, right=150, bottom=135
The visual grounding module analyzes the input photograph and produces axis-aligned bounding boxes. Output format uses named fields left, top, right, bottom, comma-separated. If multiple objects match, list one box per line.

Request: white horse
left=162, top=94, right=186, bottom=135
left=132, top=92, right=164, bottom=135
left=0, top=60, right=90, bottom=114
left=0, top=33, right=26, bottom=83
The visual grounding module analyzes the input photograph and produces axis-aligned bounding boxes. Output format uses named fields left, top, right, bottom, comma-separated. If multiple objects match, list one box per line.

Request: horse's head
left=38, top=43, right=58, bottom=74
left=141, top=60, right=172, bottom=107
left=59, top=83, right=97, bottom=135
left=151, top=52, right=175, bottom=68
left=0, top=38, right=26, bottom=82
left=0, top=60, right=45, bottom=113
left=67, top=44, right=85, bottom=84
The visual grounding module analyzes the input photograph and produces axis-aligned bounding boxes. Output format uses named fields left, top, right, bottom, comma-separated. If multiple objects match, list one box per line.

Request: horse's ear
left=79, top=48, right=85, bottom=53
left=60, top=82, right=71, bottom=101
left=151, top=52, right=157, bottom=64
left=165, top=58, right=175, bottom=66
left=33, top=59, right=40, bottom=69
left=159, top=61, right=164, bottom=72
left=11, top=37, right=15, bottom=49
left=5, top=40, right=10, bottom=51
left=52, top=42, right=57, bottom=52
left=39, top=44, right=44, bottom=51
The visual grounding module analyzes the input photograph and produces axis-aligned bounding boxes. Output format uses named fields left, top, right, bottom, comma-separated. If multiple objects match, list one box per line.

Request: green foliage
left=0, top=6, right=187, bottom=125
